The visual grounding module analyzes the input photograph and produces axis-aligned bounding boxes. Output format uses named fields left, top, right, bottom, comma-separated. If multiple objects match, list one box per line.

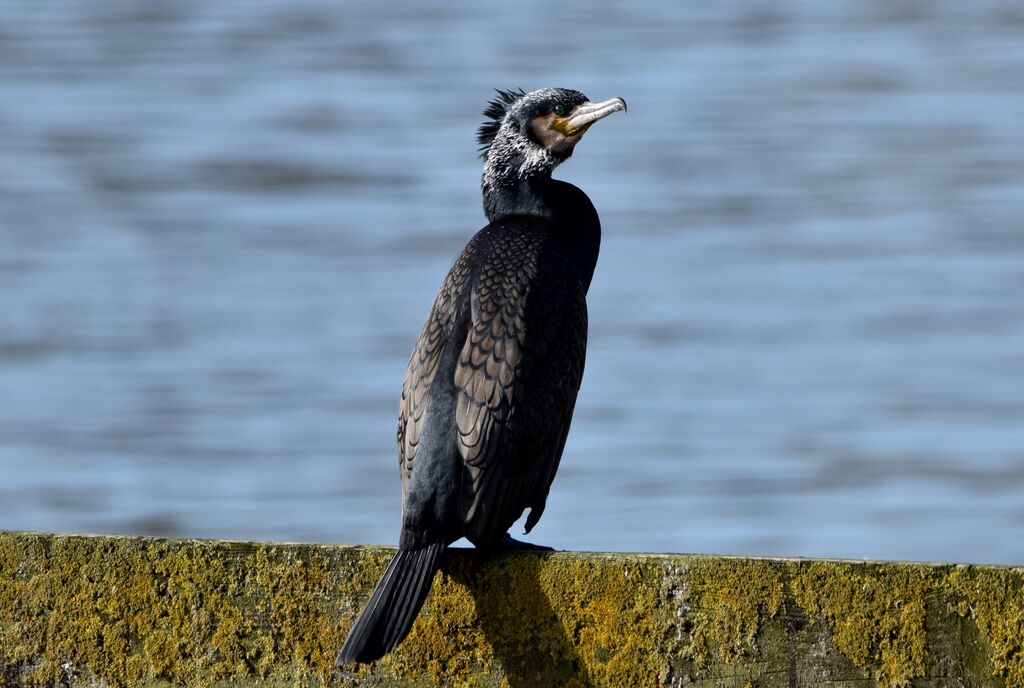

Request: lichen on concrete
left=947, top=564, right=1024, bottom=685
left=2, top=531, right=1024, bottom=687
left=379, top=552, right=666, bottom=687
left=679, top=558, right=785, bottom=667
left=0, top=533, right=350, bottom=687
left=790, top=561, right=931, bottom=686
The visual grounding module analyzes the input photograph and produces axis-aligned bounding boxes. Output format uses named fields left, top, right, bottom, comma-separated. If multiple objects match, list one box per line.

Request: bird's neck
left=481, top=174, right=602, bottom=293
left=481, top=174, right=554, bottom=222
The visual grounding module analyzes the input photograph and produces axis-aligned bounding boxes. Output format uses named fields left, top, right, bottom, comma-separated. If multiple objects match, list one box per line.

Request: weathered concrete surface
left=1, top=531, right=1021, bottom=687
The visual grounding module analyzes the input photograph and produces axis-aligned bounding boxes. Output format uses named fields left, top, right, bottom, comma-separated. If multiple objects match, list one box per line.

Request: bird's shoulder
left=468, top=215, right=585, bottom=287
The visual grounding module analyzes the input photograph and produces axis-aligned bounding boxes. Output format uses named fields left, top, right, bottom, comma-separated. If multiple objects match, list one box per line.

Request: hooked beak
left=554, top=97, right=627, bottom=137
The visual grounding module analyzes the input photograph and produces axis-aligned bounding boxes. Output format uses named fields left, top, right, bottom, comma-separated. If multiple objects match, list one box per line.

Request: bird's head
left=477, top=88, right=626, bottom=183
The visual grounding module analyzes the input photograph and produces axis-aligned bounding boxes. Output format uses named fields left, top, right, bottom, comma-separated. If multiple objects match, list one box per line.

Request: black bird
left=336, top=87, right=626, bottom=665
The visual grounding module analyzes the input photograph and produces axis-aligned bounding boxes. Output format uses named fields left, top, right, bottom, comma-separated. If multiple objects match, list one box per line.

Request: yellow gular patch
left=530, top=114, right=584, bottom=154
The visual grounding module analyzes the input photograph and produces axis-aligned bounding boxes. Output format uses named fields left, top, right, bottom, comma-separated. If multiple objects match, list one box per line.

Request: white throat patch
left=482, top=118, right=558, bottom=189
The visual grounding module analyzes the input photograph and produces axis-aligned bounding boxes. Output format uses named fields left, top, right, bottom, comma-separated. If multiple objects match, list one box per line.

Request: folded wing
left=454, top=230, right=588, bottom=544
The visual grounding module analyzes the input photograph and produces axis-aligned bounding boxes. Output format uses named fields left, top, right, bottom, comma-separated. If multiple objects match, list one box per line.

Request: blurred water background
left=1, top=1, right=1022, bottom=564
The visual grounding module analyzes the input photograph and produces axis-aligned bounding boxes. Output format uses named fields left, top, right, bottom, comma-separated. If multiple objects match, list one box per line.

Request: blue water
left=1, top=1, right=1022, bottom=564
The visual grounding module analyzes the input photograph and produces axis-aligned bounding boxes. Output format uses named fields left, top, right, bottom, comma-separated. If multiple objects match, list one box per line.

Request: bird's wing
left=397, top=244, right=476, bottom=493
left=454, top=234, right=588, bottom=544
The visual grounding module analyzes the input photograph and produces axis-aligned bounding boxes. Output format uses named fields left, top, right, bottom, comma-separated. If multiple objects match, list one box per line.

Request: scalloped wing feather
left=397, top=239, right=478, bottom=494
left=453, top=226, right=588, bottom=544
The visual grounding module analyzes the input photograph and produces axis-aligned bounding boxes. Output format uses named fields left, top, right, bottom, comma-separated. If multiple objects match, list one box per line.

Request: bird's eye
left=553, top=104, right=567, bottom=117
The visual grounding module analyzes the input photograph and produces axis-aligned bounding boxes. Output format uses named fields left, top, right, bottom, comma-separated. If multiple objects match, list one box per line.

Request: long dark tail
left=335, top=541, right=445, bottom=665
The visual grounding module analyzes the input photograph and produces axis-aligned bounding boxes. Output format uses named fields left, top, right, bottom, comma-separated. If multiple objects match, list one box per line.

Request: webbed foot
left=496, top=533, right=555, bottom=551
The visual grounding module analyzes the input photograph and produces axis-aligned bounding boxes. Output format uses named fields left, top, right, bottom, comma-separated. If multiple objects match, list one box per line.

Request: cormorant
left=336, top=87, right=626, bottom=665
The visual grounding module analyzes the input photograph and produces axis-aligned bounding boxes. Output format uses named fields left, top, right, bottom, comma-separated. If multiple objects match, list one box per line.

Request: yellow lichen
left=681, top=558, right=785, bottom=666
left=947, top=564, right=1024, bottom=685
left=791, top=561, right=930, bottom=687
left=384, top=563, right=489, bottom=686
left=382, top=552, right=663, bottom=688
left=541, top=556, right=662, bottom=686
left=2, top=532, right=1024, bottom=687
left=0, top=533, right=355, bottom=687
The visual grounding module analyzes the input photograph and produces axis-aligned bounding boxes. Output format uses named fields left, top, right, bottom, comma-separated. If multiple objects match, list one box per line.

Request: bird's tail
left=335, top=541, right=445, bottom=665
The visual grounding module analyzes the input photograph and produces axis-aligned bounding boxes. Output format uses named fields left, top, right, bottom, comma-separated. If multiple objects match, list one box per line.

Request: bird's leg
left=496, top=533, right=555, bottom=552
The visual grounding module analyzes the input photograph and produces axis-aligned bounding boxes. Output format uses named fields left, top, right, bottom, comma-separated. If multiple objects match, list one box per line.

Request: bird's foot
left=496, top=533, right=555, bottom=552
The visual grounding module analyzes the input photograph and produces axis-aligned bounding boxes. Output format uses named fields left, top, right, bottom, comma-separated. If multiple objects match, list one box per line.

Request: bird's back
left=398, top=216, right=591, bottom=546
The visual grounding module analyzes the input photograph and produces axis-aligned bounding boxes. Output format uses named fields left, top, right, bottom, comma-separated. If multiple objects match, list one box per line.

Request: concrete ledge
left=1, top=531, right=1022, bottom=687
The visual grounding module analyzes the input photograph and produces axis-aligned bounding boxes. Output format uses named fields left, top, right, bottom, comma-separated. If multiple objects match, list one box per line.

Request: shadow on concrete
left=445, top=550, right=594, bottom=687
